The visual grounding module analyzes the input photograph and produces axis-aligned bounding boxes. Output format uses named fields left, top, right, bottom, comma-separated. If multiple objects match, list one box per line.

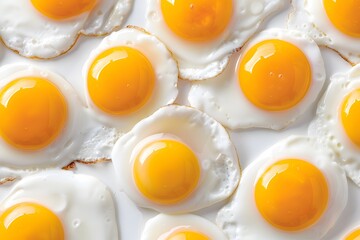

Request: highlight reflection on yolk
left=166, top=230, right=210, bottom=240
left=255, top=159, right=328, bottom=231
left=161, top=0, right=233, bottom=42
left=341, top=89, right=360, bottom=148
left=0, top=202, right=64, bottom=240
left=324, top=0, right=360, bottom=37
left=345, top=228, right=360, bottom=240
left=31, top=0, right=97, bottom=20
left=87, top=46, right=155, bottom=115
left=238, top=39, right=311, bottom=111
left=133, top=139, right=200, bottom=205
left=0, top=77, right=67, bottom=150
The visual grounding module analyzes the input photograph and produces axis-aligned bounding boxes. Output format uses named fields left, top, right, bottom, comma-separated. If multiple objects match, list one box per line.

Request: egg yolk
left=160, top=0, right=233, bottom=42
left=0, top=202, right=64, bottom=240
left=255, top=159, right=329, bottom=231
left=133, top=139, right=200, bottom=205
left=0, top=77, right=67, bottom=150
left=238, top=39, right=311, bottom=111
left=345, top=228, right=360, bottom=240
left=88, top=46, right=155, bottom=115
left=341, top=89, right=360, bottom=148
left=166, top=230, right=209, bottom=240
left=31, top=0, right=97, bottom=20
left=323, top=0, right=360, bottom=38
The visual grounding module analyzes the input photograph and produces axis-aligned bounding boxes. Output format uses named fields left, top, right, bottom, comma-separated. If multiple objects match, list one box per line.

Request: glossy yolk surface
left=345, top=228, right=360, bottom=240
left=166, top=230, right=210, bottom=240
left=161, top=0, right=233, bottom=42
left=0, top=77, right=67, bottom=150
left=341, top=89, right=360, bottom=148
left=88, top=46, right=155, bottom=115
left=324, top=0, right=360, bottom=37
left=133, top=139, right=200, bottom=205
left=0, top=202, right=64, bottom=240
left=255, top=159, right=329, bottom=231
left=238, top=39, right=311, bottom=111
left=31, top=0, right=97, bottom=20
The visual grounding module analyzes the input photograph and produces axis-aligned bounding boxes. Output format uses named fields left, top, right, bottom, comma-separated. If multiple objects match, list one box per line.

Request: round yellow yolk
left=254, top=159, right=329, bottom=231
left=31, top=0, right=97, bottom=20
left=0, top=77, right=67, bottom=150
left=87, top=46, right=155, bottom=115
left=323, top=0, right=360, bottom=38
left=133, top=139, right=200, bottom=205
left=166, top=230, right=210, bottom=240
left=238, top=39, right=312, bottom=111
left=160, top=0, right=233, bottom=42
left=341, top=89, right=360, bottom=148
left=0, top=202, right=64, bottom=240
left=345, top=228, right=360, bottom=240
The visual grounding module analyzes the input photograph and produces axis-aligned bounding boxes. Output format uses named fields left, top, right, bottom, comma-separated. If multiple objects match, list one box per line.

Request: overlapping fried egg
left=146, top=0, right=290, bottom=80
left=0, top=63, right=86, bottom=169
left=188, top=28, right=325, bottom=130
left=0, top=0, right=133, bottom=58
left=310, top=64, right=360, bottom=186
left=112, top=105, right=240, bottom=213
left=288, top=0, right=360, bottom=65
left=83, top=27, right=178, bottom=131
left=0, top=170, right=119, bottom=239
left=141, top=214, right=227, bottom=240
left=217, top=135, right=348, bottom=240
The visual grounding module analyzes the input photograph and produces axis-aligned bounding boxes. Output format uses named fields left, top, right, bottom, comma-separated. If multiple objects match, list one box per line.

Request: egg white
left=111, top=105, right=240, bottom=213
left=146, top=0, right=290, bottom=80
left=0, top=0, right=133, bottom=58
left=216, top=135, right=348, bottom=240
left=188, top=28, right=325, bottom=130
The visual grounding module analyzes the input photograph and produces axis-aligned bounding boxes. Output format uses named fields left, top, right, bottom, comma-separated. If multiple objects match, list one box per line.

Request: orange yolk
left=345, top=228, right=360, bottom=240
left=0, top=202, right=64, bottom=240
left=160, top=0, right=233, bottom=42
left=238, top=39, right=312, bottom=111
left=133, top=139, right=200, bottom=205
left=31, top=0, right=97, bottom=20
left=255, top=159, right=329, bottom=231
left=323, top=0, right=360, bottom=37
left=87, top=46, right=155, bottom=115
left=166, top=230, right=209, bottom=240
left=0, top=77, right=67, bottom=150
left=341, top=89, right=360, bottom=148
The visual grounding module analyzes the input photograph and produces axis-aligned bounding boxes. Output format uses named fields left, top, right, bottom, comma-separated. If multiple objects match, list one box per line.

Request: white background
left=0, top=1, right=359, bottom=239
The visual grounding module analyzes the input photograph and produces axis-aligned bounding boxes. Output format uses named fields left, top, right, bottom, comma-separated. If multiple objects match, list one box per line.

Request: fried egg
left=146, top=0, right=290, bottom=80
left=217, top=135, right=348, bottom=240
left=188, top=28, right=325, bottom=130
left=141, top=214, right=227, bottom=240
left=288, top=0, right=360, bottom=65
left=0, top=63, right=87, bottom=169
left=0, top=170, right=119, bottom=239
left=112, top=105, right=240, bottom=213
left=310, top=64, right=360, bottom=186
left=0, top=0, right=133, bottom=59
left=83, top=27, right=178, bottom=131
